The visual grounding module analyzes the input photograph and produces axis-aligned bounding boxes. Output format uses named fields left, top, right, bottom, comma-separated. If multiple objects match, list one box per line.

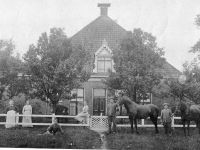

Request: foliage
left=155, top=63, right=200, bottom=103
left=190, top=15, right=200, bottom=53
left=171, top=14, right=200, bottom=103
left=0, top=39, right=28, bottom=100
left=105, top=28, right=165, bottom=102
left=24, top=28, right=90, bottom=112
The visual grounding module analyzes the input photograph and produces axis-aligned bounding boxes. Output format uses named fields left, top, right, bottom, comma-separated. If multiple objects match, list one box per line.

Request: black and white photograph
left=0, top=0, right=200, bottom=149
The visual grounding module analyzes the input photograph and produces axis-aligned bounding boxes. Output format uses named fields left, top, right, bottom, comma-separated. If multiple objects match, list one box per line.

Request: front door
left=93, top=89, right=106, bottom=115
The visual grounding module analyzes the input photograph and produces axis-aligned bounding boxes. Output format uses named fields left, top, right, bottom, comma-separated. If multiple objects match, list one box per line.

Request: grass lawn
left=106, top=127, right=200, bottom=150
left=0, top=126, right=101, bottom=149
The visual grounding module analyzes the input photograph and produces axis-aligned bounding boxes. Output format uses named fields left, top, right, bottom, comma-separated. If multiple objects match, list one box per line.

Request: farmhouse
left=64, top=3, right=181, bottom=116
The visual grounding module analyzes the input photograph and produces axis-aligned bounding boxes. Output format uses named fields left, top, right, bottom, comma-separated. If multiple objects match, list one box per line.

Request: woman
left=5, top=100, right=19, bottom=128
left=75, top=101, right=89, bottom=124
left=22, top=100, right=33, bottom=127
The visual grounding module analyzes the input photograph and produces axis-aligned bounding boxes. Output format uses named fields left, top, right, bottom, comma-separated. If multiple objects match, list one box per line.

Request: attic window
left=93, top=39, right=115, bottom=73
left=97, top=57, right=112, bottom=73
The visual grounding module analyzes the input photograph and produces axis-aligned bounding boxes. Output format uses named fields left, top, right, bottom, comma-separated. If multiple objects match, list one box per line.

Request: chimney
left=98, top=3, right=111, bottom=16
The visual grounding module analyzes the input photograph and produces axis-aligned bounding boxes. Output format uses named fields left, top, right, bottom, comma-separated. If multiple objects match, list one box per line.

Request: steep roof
left=71, top=15, right=128, bottom=54
left=70, top=3, right=181, bottom=78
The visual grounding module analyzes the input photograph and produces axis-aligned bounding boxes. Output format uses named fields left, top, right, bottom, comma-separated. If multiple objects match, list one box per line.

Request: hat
left=163, top=103, right=169, bottom=106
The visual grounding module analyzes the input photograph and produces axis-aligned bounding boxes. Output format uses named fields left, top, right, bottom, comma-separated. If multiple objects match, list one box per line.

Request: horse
left=174, top=101, right=200, bottom=136
left=118, top=95, right=159, bottom=134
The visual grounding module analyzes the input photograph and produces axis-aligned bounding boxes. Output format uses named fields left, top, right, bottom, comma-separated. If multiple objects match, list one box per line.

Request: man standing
left=107, top=97, right=119, bottom=134
left=161, top=103, right=173, bottom=135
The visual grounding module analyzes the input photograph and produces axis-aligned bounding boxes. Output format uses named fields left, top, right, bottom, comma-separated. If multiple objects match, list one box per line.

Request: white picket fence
left=0, top=114, right=197, bottom=131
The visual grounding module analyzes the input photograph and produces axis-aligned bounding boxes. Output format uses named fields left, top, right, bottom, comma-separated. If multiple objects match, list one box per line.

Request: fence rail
left=0, top=114, right=197, bottom=129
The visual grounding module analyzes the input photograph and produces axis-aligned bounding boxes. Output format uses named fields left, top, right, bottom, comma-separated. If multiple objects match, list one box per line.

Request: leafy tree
left=153, top=14, right=200, bottom=104
left=105, top=28, right=165, bottom=102
left=171, top=14, right=200, bottom=104
left=0, top=40, right=26, bottom=100
left=24, top=28, right=90, bottom=112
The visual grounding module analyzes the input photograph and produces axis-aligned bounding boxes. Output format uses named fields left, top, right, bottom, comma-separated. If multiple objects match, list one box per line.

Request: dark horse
left=118, top=95, right=159, bottom=134
left=174, top=101, right=200, bottom=136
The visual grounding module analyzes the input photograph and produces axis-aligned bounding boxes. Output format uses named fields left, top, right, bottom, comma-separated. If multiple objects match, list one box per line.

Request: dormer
left=93, top=39, right=115, bottom=73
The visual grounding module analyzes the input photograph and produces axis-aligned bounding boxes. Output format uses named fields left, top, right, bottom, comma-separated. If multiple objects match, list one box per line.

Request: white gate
left=90, top=115, right=108, bottom=131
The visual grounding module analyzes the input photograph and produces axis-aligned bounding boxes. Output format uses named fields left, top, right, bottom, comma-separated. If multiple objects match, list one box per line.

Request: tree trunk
left=133, top=86, right=137, bottom=102
left=52, top=103, right=57, bottom=114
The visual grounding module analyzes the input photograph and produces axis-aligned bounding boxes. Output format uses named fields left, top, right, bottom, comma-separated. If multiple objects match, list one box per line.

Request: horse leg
left=150, top=116, right=159, bottom=134
left=134, top=118, right=139, bottom=134
left=198, top=122, right=200, bottom=134
left=129, top=115, right=134, bottom=134
left=195, top=121, right=199, bottom=134
left=186, top=121, right=190, bottom=136
left=182, top=120, right=186, bottom=136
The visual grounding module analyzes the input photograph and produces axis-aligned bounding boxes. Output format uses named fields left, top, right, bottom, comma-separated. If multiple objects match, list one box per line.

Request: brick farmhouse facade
left=62, top=3, right=181, bottom=116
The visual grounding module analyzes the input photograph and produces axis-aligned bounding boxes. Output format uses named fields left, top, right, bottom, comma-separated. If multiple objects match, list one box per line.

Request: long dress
left=5, top=106, right=19, bottom=128
left=75, top=105, right=89, bottom=123
left=22, top=105, right=33, bottom=127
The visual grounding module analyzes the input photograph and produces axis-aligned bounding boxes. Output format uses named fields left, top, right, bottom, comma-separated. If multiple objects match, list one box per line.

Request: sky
left=0, top=0, right=200, bottom=71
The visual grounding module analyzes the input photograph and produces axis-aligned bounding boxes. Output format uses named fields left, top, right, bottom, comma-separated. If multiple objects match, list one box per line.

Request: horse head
left=117, top=96, right=131, bottom=106
left=174, top=101, right=190, bottom=116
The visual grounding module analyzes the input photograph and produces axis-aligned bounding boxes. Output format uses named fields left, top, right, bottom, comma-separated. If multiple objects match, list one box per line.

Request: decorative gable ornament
left=93, top=39, right=115, bottom=73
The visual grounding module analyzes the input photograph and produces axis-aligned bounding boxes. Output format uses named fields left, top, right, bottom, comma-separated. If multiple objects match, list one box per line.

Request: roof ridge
left=71, top=16, right=127, bottom=39
left=164, top=60, right=181, bottom=73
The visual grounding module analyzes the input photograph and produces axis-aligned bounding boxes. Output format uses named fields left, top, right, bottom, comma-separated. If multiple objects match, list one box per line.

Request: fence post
left=141, top=119, right=144, bottom=126
left=52, top=113, right=55, bottom=123
left=172, top=116, right=174, bottom=129
left=100, top=113, right=103, bottom=128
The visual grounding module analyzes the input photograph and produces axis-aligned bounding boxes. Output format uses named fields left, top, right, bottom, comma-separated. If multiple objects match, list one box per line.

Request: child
left=161, top=103, right=173, bottom=135
left=40, top=118, right=64, bottom=135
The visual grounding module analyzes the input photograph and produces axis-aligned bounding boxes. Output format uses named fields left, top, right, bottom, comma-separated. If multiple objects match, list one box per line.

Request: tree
left=24, top=28, right=90, bottom=112
left=0, top=39, right=26, bottom=100
left=173, top=14, right=200, bottom=104
left=105, top=28, right=165, bottom=102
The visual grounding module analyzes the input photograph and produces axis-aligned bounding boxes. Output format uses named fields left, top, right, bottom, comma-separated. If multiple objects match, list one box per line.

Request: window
left=71, top=89, right=84, bottom=101
left=93, top=89, right=106, bottom=115
left=97, top=57, right=112, bottom=73
left=93, top=40, right=114, bottom=73
left=93, top=89, right=106, bottom=97
left=140, top=93, right=152, bottom=104
left=70, top=88, right=84, bottom=115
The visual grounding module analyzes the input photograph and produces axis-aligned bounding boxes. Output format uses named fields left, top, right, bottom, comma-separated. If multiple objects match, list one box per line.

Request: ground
left=106, top=127, right=200, bottom=150
left=0, top=126, right=101, bottom=149
left=1, top=126, right=200, bottom=149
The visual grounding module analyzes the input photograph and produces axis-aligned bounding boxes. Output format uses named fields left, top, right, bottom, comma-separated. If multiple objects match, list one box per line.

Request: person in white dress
left=5, top=100, right=19, bottom=128
left=22, top=100, right=33, bottom=127
left=75, top=101, right=89, bottom=124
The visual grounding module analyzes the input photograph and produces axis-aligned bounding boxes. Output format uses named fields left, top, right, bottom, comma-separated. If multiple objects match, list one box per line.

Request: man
left=161, top=103, right=173, bottom=135
left=107, top=97, right=119, bottom=134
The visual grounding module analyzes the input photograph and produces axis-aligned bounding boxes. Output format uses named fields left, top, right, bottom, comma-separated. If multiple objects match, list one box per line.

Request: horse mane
left=121, top=96, right=137, bottom=105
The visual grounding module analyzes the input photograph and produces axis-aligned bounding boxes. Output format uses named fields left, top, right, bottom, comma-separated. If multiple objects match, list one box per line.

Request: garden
left=0, top=126, right=101, bottom=149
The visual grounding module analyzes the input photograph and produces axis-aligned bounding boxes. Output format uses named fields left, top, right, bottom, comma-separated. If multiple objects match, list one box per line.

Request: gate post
left=172, top=116, right=175, bottom=129
left=52, top=113, right=55, bottom=123
left=141, top=119, right=144, bottom=126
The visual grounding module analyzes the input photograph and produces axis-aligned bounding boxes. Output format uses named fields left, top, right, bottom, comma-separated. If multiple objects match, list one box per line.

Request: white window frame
left=93, top=39, right=115, bottom=73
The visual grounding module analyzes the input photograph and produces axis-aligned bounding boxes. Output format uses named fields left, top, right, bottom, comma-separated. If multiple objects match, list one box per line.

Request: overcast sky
left=0, top=0, right=200, bottom=71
